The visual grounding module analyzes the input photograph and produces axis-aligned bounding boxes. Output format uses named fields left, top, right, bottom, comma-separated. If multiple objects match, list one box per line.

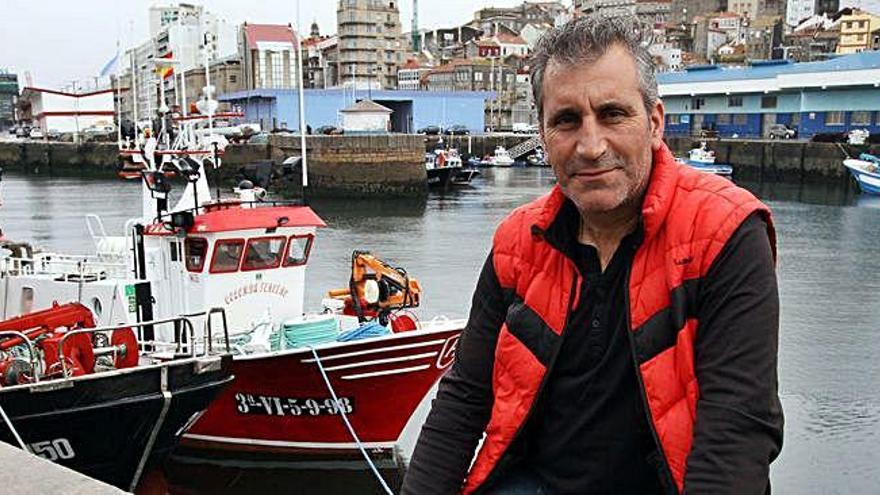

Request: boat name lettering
left=234, top=393, right=354, bottom=417
left=224, top=283, right=289, bottom=304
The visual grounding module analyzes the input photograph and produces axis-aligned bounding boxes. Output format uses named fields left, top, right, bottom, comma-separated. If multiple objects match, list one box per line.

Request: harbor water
left=1, top=167, right=879, bottom=494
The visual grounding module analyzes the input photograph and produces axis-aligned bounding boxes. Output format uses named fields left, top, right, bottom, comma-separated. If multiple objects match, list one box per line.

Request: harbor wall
left=0, top=135, right=869, bottom=188
left=0, top=135, right=427, bottom=197
left=435, top=134, right=862, bottom=183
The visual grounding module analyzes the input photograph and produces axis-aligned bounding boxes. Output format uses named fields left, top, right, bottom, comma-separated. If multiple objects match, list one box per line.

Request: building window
left=851, top=111, right=872, bottom=125
left=692, top=97, right=705, bottom=110
left=825, top=111, right=844, bottom=125
left=728, top=96, right=742, bottom=107
left=734, top=114, right=748, bottom=125
left=791, top=113, right=801, bottom=126
left=717, top=113, right=731, bottom=124
left=761, top=96, right=777, bottom=109
left=475, top=72, right=483, bottom=81
left=668, top=114, right=680, bottom=125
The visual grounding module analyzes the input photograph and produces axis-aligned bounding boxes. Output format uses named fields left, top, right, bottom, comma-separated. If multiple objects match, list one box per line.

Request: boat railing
left=1, top=253, right=130, bottom=280
left=57, top=307, right=231, bottom=376
left=150, top=199, right=307, bottom=225
left=0, top=330, right=40, bottom=382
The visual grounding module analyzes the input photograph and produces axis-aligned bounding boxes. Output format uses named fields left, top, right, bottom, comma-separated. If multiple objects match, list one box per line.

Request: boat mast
left=115, top=39, right=122, bottom=148
left=295, top=13, right=308, bottom=188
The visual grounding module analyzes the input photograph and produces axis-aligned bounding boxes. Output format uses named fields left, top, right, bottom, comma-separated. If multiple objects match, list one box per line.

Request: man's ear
left=650, top=99, right=665, bottom=151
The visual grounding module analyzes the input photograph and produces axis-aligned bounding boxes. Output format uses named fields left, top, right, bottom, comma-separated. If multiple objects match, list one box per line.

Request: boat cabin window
left=20, top=287, right=34, bottom=314
left=210, top=239, right=245, bottom=273
left=185, top=237, right=209, bottom=272
left=241, top=236, right=286, bottom=271
left=284, top=234, right=314, bottom=267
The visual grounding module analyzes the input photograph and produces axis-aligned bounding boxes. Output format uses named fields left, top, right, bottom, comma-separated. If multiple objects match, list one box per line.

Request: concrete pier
left=0, top=135, right=427, bottom=197
left=0, top=134, right=870, bottom=188
left=0, top=442, right=127, bottom=494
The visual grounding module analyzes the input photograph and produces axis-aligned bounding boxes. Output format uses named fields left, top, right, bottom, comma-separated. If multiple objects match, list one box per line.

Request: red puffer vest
left=461, top=143, right=775, bottom=494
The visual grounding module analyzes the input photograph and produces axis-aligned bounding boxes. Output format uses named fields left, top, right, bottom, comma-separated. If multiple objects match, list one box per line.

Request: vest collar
left=536, top=142, right=679, bottom=245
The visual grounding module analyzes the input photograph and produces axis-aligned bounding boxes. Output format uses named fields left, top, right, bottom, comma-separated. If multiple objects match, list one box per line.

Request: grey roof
left=340, top=99, right=393, bottom=113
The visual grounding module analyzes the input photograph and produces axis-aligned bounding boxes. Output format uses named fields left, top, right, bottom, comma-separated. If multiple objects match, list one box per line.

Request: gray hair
left=530, top=14, right=658, bottom=120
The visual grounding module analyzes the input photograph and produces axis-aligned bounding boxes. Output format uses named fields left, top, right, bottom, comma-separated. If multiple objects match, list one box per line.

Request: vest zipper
left=623, top=262, right=679, bottom=495
left=476, top=264, right=581, bottom=493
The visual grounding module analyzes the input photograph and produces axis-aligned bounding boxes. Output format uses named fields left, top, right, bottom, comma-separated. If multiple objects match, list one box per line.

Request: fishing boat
left=2, top=64, right=465, bottom=476
left=481, top=146, right=515, bottom=167
left=425, top=149, right=462, bottom=189
left=678, top=142, right=733, bottom=177
left=0, top=301, right=232, bottom=492
left=843, top=153, right=880, bottom=194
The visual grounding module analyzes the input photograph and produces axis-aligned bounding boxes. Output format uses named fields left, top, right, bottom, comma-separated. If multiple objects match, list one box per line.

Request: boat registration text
left=234, top=393, right=354, bottom=417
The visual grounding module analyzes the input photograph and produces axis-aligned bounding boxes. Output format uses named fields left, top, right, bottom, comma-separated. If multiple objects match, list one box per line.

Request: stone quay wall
left=268, top=134, right=426, bottom=197
left=0, top=135, right=870, bottom=190
left=663, top=136, right=863, bottom=183
left=0, top=135, right=427, bottom=197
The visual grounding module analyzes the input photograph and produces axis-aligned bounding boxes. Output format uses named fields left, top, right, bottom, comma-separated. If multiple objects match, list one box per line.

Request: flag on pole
left=156, top=52, right=175, bottom=79
left=99, top=52, right=120, bottom=77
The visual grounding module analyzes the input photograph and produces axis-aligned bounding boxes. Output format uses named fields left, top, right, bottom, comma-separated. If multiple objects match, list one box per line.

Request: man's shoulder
left=671, top=167, right=765, bottom=220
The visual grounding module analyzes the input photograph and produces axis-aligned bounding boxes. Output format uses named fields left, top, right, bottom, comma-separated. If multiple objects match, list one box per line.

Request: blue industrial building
left=658, top=52, right=880, bottom=139
left=218, top=88, right=492, bottom=134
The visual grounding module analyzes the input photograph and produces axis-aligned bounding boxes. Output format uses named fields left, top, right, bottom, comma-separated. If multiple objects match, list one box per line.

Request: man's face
left=539, top=44, right=665, bottom=215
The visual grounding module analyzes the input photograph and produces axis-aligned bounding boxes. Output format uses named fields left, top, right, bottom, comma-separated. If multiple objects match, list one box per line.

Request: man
left=402, top=15, right=783, bottom=495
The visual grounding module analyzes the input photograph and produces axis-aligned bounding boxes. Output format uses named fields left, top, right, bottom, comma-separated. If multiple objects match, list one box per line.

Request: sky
left=0, top=0, right=545, bottom=89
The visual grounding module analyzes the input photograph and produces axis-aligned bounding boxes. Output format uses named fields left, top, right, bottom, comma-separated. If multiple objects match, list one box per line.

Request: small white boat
left=679, top=142, right=733, bottom=177
left=843, top=154, right=880, bottom=195
left=481, top=146, right=515, bottom=167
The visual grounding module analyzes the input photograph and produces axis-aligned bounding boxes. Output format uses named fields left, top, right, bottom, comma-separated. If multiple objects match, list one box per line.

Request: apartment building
left=337, top=0, right=405, bottom=90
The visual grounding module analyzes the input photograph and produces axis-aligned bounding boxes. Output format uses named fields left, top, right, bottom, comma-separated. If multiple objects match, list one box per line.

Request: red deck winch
left=0, top=302, right=139, bottom=385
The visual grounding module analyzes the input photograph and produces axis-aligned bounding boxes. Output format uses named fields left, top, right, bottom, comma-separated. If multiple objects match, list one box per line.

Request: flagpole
left=115, top=40, right=122, bottom=148
left=294, top=0, right=309, bottom=191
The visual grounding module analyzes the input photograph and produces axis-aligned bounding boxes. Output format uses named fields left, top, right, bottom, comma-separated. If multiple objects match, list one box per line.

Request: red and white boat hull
left=182, top=322, right=462, bottom=455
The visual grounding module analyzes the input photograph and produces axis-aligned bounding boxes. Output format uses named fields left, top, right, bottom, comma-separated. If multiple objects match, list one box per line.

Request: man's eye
left=603, top=109, right=626, bottom=119
left=554, top=114, right=578, bottom=126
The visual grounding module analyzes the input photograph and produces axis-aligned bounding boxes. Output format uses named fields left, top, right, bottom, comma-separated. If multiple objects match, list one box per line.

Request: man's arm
left=402, top=252, right=508, bottom=495
left=684, top=213, right=784, bottom=494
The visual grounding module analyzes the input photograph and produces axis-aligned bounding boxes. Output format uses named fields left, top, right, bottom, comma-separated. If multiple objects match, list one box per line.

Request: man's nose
left=574, top=120, right=607, bottom=162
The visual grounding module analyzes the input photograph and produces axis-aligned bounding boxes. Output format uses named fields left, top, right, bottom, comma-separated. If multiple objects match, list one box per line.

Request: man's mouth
left=571, top=168, right=616, bottom=179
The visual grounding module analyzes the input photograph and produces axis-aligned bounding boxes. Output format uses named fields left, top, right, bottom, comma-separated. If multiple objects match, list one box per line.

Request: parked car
left=512, top=123, right=538, bottom=134
left=768, top=124, right=797, bottom=139
left=418, top=125, right=441, bottom=135
left=810, top=132, right=846, bottom=143
left=444, top=125, right=470, bottom=135
left=16, top=126, right=31, bottom=138
left=29, top=128, right=44, bottom=139
left=316, top=125, right=343, bottom=135
left=247, top=132, right=270, bottom=145
left=45, top=129, right=62, bottom=141
left=83, top=124, right=115, bottom=141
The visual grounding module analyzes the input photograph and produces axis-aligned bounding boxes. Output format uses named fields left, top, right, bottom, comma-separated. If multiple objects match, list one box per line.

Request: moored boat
left=678, top=142, right=734, bottom=177
left=843, top=153, right=880, bottom=194
left=481, top=146, right=515, bottom=167
left=0, top=302, right=232, bottom=491
left=425, top=149, right=463, bottom=189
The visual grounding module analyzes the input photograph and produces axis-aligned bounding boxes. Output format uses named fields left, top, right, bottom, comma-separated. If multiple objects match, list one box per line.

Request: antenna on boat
left=294, top=5, right=309, bottom=190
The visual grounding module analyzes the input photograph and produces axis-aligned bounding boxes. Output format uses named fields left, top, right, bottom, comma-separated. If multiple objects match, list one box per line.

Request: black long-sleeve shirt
left=403, top=210, right=783, bottom=495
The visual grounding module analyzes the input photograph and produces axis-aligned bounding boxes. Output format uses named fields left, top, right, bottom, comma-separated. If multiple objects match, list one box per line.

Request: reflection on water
left=2, top=168, right=880, bottom=493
